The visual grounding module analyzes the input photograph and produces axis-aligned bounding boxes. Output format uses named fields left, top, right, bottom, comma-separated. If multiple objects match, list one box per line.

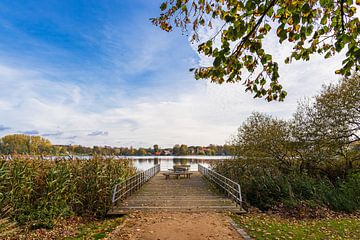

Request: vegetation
left=0, top=216, right=124, bottom=240
left=0, top=136, right=235, bottom=156
left=0, top=155, right=135, bottom=228
left=232, top=213, right=360, bottom=239
left=153, top=0, right=360, bottom=101
left=0, top=134, right=53, bottom=155
left=214, top=75, right=360, bottom=212
left=64, top=217, right=124, bottom=240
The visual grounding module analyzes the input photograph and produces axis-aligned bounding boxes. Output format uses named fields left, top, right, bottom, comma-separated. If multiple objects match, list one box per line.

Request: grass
left=0, top=218, right=19, bottom=238
left=231, top=213, right=360, bottom=240
left=65, top=217, right=124, bottom=240
left=1, top=216, right=124, bottom=239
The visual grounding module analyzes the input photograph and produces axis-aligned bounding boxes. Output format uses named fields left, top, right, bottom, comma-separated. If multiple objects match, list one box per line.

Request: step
left=121, top=200, right=235, bottom=207
left=122, top=196, right=225, bottom=200
left=109, top=205, right=242, bottom=214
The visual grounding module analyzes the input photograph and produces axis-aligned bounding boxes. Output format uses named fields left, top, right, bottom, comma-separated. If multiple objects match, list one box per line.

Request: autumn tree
left=179, top=144, right=189, bottom=155
left=137, top=148, right=147, bottom=156
left=152, top=0, right=360, bottom=101
left=314, top=73, right=360, bottom=143
left=153, top=144, right=160, bottom=153
left=292, top=74, right=360, bottom=178
left=0, top=134, right=52, bottom=155
left=233, top=112, right=295, bottom=172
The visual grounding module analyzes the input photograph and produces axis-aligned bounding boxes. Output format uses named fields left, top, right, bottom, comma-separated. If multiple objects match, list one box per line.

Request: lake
left=123, top=155, right=232, bottom=171
left=38, top=155, right=233, bottom=171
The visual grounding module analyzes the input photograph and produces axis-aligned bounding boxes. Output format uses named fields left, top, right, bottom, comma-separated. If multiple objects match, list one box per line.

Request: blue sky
left=0, top=1, right=350, bottom=147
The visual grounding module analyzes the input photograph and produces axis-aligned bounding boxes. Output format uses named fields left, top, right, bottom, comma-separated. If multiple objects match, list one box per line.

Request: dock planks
left=110, top=172, right=241, bottom=214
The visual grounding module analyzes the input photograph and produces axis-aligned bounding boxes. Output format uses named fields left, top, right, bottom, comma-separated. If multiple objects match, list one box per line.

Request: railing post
left=198, top=164, right=242, bottom=209
left=112, top=164, right=160, bottom=204
left=112, top=184, right=117, bottom=205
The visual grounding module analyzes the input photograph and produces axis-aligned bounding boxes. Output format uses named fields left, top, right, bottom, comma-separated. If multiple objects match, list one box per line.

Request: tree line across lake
left=0, top=134, right=235, bottom=156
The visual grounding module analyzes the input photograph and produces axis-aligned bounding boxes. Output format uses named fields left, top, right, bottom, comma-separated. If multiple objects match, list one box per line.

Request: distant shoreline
left=122, top=155, right=233, bottom=160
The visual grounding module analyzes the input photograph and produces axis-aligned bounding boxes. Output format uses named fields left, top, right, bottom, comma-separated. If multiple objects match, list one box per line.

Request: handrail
left=198, top=164, right=242, bottom=208
left=112, top=164, right=160, bottom=204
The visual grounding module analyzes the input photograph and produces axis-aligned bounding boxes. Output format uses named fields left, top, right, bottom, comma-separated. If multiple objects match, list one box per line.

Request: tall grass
left=0, top=155, right=136, bottom=228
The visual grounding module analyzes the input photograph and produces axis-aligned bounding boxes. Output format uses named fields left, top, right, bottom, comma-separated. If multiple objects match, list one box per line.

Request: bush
left=0, top=156, right=136, bottom=227
left=326, top=173, right=360, bottom=212
left=213, top=159, right=360, bottom=213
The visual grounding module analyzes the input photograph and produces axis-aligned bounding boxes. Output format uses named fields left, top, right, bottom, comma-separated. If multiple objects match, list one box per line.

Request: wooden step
left=109, top=206, right=243, bottom=214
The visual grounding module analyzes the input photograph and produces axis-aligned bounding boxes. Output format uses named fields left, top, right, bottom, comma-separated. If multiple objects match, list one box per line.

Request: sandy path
left=108, top=211, right=242, bottom=240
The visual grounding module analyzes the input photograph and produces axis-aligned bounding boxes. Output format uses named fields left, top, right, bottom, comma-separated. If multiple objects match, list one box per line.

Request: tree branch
left=233, top=0, right=277, bottom=57
left=340, top=0, right=345, bottom=33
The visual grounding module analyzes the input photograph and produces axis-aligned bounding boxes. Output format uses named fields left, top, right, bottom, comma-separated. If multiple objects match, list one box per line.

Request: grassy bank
left=0, top=155, right=136, bottom=228
left=232, top=213, right=360, bottom=240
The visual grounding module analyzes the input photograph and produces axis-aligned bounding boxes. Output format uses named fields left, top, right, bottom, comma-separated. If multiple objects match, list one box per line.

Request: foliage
left=0, top=156, right=135, bottom=228
left=213, top=75, right=360, bottom=212
left=326, top=173, right=360, bottom=212
left=233, top=112, right=294, bottom=172
left=0, top=134, right=52, bottom=155
left=292, top=74, right=360, bottom=179
left=232, top=213, right=360, bottom=239
left=153, top=0, right=360, bottom=101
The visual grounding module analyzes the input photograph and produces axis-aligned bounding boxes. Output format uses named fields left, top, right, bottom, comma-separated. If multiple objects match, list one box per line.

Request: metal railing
left=198, top=164, right=242, bottom=208
left=112, top=164, right=160, bottom=204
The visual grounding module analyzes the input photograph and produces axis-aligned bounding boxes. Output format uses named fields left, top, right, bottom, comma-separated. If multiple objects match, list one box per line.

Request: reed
left=0, top=155, right=136, bottom=228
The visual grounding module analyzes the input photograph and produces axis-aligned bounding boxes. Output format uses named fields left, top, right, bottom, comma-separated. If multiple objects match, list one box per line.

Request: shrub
left=213, top=159, right=360, bottom=213
left=326, top=173, right=360, bottom=212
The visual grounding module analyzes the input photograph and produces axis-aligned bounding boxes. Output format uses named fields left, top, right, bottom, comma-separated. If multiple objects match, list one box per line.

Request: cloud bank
left=0, top=1, right=349, bottom=148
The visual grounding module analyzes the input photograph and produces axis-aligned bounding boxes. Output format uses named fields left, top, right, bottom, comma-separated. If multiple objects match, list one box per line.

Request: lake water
left=38, top=155, right=232, bottom=172
left=124, top=156, right=232, bottom=171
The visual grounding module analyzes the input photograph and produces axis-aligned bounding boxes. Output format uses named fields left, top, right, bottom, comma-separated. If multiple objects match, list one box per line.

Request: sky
left=0, top=0, right=353, bottom=148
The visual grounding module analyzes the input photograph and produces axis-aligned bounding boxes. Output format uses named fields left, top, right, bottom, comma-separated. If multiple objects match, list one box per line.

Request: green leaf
left=213, top=57, right=222, bottom=68
left=320, top=16, right=327, bottom=25
left=324, top=52, right=332, bottom=59
left=264, top=24, right=271, bottom=32
left=279, top=90, right=287, bottom=100
left=160, top=2, right=167, bottom=11
left=302, top=3, right=311, bottom=13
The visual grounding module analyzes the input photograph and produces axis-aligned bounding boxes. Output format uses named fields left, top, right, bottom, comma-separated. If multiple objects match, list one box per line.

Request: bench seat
left=162, top=172, right=193, bottom=180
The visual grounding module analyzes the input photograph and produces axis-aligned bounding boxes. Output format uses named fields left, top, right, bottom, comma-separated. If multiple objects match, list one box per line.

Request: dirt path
left=108, top=211, right=243, bottom=240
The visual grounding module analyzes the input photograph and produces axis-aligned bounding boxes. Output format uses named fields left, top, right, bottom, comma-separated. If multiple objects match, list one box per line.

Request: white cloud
left=0, top=10, right=349, bottom=148
left=0, top=37, right=344, bottom=148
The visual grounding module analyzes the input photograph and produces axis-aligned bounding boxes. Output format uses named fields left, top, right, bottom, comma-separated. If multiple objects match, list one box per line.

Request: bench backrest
left=173, top=166, right=189, bottom=172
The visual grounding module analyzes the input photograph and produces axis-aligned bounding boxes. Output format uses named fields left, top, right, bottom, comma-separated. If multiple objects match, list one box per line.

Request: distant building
left=162, top=150, right=172, bottom=156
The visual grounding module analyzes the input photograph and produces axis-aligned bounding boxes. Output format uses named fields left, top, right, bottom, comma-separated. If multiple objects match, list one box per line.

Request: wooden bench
left=162, top=172, right=193, bottom=180
left=173, top=165, right=190, bottom=172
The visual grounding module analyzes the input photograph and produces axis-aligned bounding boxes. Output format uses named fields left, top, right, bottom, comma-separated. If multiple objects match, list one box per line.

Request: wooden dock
left=110, top=172, right=241, bottom=214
